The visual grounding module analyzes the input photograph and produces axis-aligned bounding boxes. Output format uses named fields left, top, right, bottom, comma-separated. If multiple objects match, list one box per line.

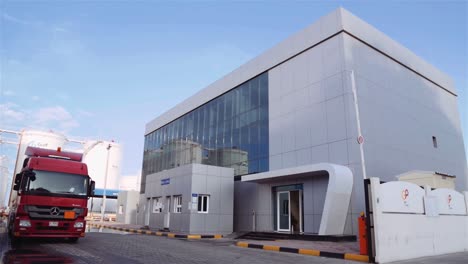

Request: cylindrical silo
left=82, top=141, right=122, bottom=190
left=0, top=156, right=10, bottom=208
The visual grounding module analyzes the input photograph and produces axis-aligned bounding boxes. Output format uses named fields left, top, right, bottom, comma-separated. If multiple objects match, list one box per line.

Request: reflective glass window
left=141, top=72, right=269, bottom=193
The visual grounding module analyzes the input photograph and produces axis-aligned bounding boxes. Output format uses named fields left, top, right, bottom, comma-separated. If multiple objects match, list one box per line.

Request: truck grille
left=25, top=205, right=82, bottom=220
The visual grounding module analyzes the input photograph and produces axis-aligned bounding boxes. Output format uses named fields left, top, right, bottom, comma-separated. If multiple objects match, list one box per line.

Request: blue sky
left=0, top=0, right=467, bottom=178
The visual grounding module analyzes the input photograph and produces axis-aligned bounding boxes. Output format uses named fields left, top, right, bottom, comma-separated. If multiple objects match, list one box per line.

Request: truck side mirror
left=89, top=181, right=95, bottom=196
left=24, top=170, right=36, bottom=181
left=13, top=173, right=21, bottom=191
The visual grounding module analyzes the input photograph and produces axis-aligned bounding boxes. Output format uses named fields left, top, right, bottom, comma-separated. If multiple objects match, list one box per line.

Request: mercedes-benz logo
left=50, top=207, right=60, bottom=216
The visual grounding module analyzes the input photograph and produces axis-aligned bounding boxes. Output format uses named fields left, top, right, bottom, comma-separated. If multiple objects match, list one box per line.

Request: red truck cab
left=8, top=146, right=95, bottom=243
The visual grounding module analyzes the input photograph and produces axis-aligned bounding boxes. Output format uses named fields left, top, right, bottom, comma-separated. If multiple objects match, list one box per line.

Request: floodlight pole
left=100, top=143, right=112, bottom=222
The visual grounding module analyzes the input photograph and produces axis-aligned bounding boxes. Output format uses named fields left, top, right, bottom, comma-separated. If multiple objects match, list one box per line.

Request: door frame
left=145, top=198, right=151, bottom=226
left=299, top=190, right=303, bottom=233
left=164, top=196, right=171, bottom=228
left=276, top=190, right=303, bottom=233
left=277, top=191, right=290, bottom=232
left=290, top=190, right=303, bottom=233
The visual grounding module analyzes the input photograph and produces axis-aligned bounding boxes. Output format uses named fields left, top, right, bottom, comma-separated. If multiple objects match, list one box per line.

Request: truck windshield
left=25, top=170, right=88, bottom=197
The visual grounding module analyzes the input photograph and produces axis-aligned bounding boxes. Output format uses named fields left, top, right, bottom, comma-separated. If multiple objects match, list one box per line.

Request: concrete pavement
left=1, top=221, right=467, bottom=263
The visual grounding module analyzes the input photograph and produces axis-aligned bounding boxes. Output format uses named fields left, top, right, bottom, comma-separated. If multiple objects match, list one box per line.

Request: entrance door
left=276, top=190, right=303, bottom=233
left=164, top=196, right=171, bottom=229
left=145, top=198, right=151, bottom=226
left=277, top=191, right=290, bottom=232
left=290, top=190, right=302, bottom=233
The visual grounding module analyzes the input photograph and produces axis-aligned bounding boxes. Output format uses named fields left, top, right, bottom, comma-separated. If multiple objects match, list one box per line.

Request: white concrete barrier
left=369, top=177, right=468, bottom=263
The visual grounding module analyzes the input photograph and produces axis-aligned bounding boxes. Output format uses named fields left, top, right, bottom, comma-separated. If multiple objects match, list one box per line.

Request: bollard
left=358, top=212, right=368, bottom=255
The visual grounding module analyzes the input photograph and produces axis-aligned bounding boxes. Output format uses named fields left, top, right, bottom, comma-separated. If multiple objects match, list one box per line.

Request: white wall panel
left=308, top=81, right=325, bottom=105
left=326, top=96, right=347, bottom=142
left=282, top=151, right=297, bottom=168
left=311, top=144, right=329, bottom=164
left=309, top=103, right=328, bottom=146
left=296, top=148, right=312, bottom=166
left=294, top=108, right=313, bottom=149
left=281, top=115, right=296, bottom=153
left=324, top=73, right=344, bottom=100
left=328, top=140, right=349, bottom=165
left=343, top=34, right=467, bottom=190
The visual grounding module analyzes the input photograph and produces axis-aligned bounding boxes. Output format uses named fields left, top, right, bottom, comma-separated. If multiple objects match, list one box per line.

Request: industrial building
left=138, top=8, right=467, bottom=235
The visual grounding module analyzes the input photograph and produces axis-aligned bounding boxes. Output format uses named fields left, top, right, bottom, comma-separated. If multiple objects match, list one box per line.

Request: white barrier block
left=379, top=181, right=425, bottom=214
left=431, top=188, right=467, bottom=215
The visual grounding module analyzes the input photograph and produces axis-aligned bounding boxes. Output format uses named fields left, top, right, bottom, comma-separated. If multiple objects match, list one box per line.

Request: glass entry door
left=277, top=191, right=290, bottom=232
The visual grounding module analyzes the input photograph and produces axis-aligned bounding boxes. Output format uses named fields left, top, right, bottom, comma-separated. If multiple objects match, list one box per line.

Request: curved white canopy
left=242, top=163, right=353, bottom=235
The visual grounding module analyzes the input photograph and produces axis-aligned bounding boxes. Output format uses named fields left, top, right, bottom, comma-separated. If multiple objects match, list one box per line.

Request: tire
left=6, top=214, right=21, bottom=246
left=9, top=235, right=21, bottom=246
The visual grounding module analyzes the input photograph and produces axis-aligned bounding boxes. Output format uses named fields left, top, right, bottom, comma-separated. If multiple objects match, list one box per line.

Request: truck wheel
left=68, top=237, right=79, bottom=243
left=7, top=221, right=20, bottom=245
left=10, top=235, right=21, bottom=246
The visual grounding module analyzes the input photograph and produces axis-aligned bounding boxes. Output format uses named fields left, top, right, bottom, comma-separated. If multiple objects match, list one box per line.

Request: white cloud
left=0, top=103, right=25, bottom=121
left=1, top=12, right=40, bottom=27
left=2, top=13, right=28, bottom=25
left=33, top=106, right=79, bottom=131
left=0, top=103, right=80, bottom=133
left=32, top=95, right=40, bottom=101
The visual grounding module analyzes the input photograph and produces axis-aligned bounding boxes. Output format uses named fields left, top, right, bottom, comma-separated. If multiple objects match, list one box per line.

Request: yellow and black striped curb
left=88, top=223, right=223, bottom=239
left=236, top=242, right=369, bottom=263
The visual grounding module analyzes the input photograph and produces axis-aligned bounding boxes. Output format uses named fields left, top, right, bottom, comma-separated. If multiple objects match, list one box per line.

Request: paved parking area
left=1, top=225, right=467, bottom=263
left=1, top=231, right=360, bottom=264
left=387, top=252, right=468, bottom=264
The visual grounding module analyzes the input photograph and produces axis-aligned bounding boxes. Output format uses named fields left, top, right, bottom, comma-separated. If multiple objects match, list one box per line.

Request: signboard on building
left=191, top=193, right=198, bottom=210
left=161, top=178, right=170, bottom=185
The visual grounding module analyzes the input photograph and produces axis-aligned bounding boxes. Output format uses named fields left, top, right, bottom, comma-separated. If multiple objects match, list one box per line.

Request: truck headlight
left=19, top=220, right=31, bottom=227
left=74, top=222, right=84, bottom=228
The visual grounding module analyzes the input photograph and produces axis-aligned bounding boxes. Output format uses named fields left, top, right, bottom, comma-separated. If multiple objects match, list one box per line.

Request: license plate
left=49, top=221, right=59, bottom=227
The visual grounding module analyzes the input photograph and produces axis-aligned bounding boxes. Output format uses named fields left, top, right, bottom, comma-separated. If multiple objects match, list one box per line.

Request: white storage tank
left=82, top=141, right=122, bottom=190
left=0, top=156, right=10, bottom=208
left=13, top=130, right=67, bottom=175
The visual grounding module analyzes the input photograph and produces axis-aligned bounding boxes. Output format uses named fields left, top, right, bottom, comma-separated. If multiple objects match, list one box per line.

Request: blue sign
left=93, top=189, right=120, bottom=196
left=161, top=178, right=170, bottom=185
left=192, top=193, right=198, bottom=197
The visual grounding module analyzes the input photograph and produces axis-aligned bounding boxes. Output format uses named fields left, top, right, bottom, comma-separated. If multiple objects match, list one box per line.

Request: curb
left=236, top=242, right=369, bottom=263
left=88, top=223, right=223, bottom=239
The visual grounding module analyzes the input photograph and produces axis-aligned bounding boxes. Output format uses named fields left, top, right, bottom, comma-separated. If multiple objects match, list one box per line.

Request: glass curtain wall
left=141, top=73, right=269, bottom=193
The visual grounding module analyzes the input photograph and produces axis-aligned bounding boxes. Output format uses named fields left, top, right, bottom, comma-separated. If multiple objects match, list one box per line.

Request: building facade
left=140, top=164, right=234, bottom=234
left=138, top=8, right=467, bottom=235
left=117, top=190, right=140, bottom=225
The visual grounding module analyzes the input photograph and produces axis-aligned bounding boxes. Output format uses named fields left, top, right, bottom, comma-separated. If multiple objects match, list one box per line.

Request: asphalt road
left=0, top=229, right=358, bottom=264
left=0, top=226, right=467, bottom=264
